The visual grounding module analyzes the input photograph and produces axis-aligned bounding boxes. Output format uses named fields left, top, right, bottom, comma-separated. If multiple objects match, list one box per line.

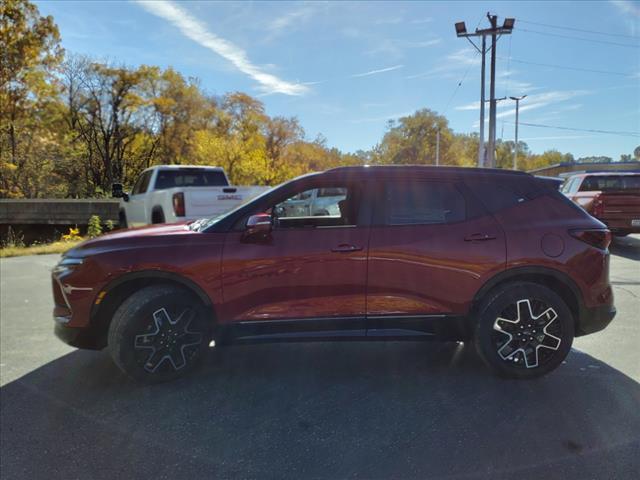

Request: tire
left=474, top=282, right=574, bottom=379
left=151, top=207, right=165, bottom=224
left=118, top=210, right=128, bottom=229
left=108, top=285, right=212, bottom=384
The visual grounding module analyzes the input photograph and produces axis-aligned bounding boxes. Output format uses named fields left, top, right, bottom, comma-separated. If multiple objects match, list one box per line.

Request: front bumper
left=54, top=321, right=105, bottom=350
left=576, top=304, right=617, bottom=337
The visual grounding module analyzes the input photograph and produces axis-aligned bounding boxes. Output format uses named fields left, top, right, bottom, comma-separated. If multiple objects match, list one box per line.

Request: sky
left=36, top=0, right=640, bottom=160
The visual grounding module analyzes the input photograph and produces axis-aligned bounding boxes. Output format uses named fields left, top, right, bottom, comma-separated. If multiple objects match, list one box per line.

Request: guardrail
left=0, top=199, right=119, bottom=225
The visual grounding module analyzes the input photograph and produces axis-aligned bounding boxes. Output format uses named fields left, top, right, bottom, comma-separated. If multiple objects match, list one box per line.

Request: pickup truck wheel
left=474, top=282, right=574, bottom=379
left=108, top=285, right=211, bottom=384
left=118, top=210, right=128, bottom=228
left=151, top=207, right=165, bottom=224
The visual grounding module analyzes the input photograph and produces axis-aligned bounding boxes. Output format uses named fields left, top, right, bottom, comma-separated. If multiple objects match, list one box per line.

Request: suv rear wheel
left=474, top=282, right=574, bottom=379
left=108, top=285, right=211, bottom=383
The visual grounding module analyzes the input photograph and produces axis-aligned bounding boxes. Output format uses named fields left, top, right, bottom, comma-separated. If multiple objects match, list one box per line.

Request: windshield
left=191, top=183, right=281, bottom=231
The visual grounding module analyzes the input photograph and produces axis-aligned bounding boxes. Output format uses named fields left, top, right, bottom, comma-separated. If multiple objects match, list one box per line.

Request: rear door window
left=154, top=169, right=229, bottom=190
left=384, top=181, right=466, bottom=225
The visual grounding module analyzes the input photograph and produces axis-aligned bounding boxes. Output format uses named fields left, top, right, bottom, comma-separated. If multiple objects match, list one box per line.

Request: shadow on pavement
left=1, top=342, right=639, bottom=479
left=610, top=235, right=640, bottom=261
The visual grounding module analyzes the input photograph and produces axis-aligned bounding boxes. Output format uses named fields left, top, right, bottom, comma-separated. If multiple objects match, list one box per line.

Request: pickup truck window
left=154, top=169, right=229, bottom=190
left=561, top=177, right=580, bottom=194
left=131, top=170, right=153, bottom=195
left=579, top=175, right=640, bottom=191
left=385, top=182, right=466, bottom=225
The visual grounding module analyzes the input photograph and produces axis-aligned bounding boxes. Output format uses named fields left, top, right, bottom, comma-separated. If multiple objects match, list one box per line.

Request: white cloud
left=374, top=17, right=404, bottom=25
left=610, top=0, right=640, bottom=17
left=135, top=0, right=308, bottom=96
left=352, top=110, right=414, bottom=124
left=411, top=18, right=434, bottom=24
left=268, top=4, right=317, bottom=37
left=610, top=0, right=640, bottom=35
left=458, top=90, right=591, bottom=115
left=351, top=64, right=404, bottom=78
left=446, top=48, right=482, bottom=67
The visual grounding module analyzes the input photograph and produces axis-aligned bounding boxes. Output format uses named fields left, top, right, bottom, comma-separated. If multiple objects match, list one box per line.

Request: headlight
left=53, top=257, right=84, bottom=275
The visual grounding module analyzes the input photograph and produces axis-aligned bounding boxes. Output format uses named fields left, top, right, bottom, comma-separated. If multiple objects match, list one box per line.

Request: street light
left=454, top=14, right=514, bottom=168
left=455, top=22, right=467, bottom=36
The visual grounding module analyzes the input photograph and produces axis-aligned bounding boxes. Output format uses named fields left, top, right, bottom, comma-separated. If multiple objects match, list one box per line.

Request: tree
left=375, top=109, right=452, bottom=165
left=0, top=0, right=64, bottom=197
left=633, top=146, right=640, bottom=160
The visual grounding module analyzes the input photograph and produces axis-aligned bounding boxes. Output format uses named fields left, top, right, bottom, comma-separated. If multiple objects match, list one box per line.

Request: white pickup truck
left=112, top=165, right=269, bottom=227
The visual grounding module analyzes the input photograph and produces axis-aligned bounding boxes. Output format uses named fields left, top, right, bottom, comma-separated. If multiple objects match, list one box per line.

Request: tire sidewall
left=109, top=286, right=211, bottom=384
left=474, top=282, right=574, bottom=379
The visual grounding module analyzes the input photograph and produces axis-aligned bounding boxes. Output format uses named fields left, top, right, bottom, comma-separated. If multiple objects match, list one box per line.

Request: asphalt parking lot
left=1, top=236, right=639, bottom=480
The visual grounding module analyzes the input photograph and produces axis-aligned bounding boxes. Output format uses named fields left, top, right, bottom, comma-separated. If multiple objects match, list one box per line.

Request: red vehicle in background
left=561, top=172, right=640, bottom=236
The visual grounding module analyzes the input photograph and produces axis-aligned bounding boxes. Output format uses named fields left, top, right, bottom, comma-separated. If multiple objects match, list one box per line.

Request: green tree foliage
left=87, top=214, right=102, bottom=237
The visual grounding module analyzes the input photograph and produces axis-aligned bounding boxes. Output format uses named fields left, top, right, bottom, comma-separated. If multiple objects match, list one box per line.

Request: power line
left=508, top=121, right=640, bottom=138
left=519, top=28, right=640, bottom=48
left=442, top=16, right=485, bottom=117
left=500, top=57, right=637, bottom=77
left=442, top=60, right=476, bottom=116
left=517, top=19, right=639, bottom=39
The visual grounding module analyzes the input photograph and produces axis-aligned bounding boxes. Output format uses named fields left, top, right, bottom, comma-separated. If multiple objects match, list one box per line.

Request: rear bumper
left=576, top=304, right=616, bottom=337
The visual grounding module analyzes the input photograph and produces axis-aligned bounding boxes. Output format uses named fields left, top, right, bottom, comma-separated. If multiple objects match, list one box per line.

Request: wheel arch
left=471, top=266, right=584, bottom=333
left=151, top=205, right=165, bottom=224
left=89, top=270, right=216, bottom=349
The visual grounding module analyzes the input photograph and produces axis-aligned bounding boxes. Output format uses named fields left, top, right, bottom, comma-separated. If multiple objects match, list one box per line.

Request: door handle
left=464, top=233, right=497, bottom=242
left=331, top=244, right=363, bottom=252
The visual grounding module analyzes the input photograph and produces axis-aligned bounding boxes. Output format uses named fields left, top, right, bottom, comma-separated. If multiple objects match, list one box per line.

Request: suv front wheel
left=108, top=285, right=212, bottom=383
left=474, top=282, right=574, bottom=379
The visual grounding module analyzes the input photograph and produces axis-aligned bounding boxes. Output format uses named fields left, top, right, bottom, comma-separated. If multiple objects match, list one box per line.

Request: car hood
left=66, top=222, right=212, bottom=258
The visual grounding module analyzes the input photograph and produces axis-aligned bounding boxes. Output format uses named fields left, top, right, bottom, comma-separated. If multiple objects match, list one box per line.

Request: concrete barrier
left=0, top=199, right=119, bottom=225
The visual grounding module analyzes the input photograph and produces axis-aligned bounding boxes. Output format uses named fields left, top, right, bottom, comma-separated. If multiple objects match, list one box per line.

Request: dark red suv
left=52, top=166, right=615, bottom=382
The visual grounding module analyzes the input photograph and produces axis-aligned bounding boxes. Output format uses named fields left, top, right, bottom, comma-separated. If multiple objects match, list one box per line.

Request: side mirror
left=112, top=183, right=124, bottom=198
left=112, top=183, right=129, bottom=202
left=243, top=213, right=272, bottom=242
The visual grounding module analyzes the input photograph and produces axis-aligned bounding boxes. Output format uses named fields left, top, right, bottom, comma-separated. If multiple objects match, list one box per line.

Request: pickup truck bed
left=563, top=173, right=640, bottom=236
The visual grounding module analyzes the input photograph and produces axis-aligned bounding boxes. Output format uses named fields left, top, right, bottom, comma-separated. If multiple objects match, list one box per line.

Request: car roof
left=324, top=165, right=531, bottom=180
left=568, top=171, right=640, bottom=178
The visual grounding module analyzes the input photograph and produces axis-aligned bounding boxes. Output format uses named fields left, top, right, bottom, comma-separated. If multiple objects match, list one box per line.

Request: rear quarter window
left=384, top=181, right=466, bottom=225
left=465, top=179, right=539, bottom=214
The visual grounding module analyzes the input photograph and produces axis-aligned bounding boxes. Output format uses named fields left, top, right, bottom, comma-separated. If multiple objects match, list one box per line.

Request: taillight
left=569, top=228, right=611, bottom=250
left=172, top=192, right=185, bottom=217
left=592, top=194, right=605, bottom=217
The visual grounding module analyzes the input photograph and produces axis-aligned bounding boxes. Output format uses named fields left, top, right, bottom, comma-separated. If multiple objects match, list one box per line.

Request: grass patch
left=0, top=239, right=85, bottom=258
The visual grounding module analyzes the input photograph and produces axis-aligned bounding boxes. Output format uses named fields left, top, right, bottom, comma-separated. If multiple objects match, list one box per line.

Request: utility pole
left=510, top=95, right=527, bottom=170
left=435, top=128, right=440, bottom=166
left=455, top=15, right=515, bottom=168
left=487, top=13, right=498, bottom=168
left=478, top=36, right=486, bottom=167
